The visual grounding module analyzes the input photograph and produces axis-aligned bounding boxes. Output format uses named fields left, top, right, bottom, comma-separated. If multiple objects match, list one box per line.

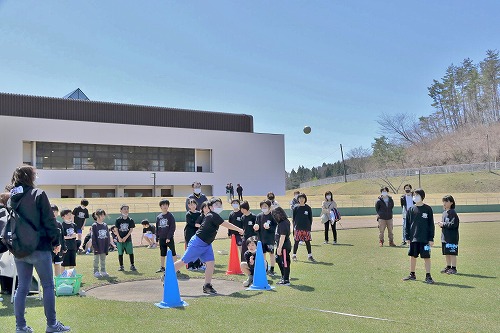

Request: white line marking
left=302, top=307, right=397, bottom=322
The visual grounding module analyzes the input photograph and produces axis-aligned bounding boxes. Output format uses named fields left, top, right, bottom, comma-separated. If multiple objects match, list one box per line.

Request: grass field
left=1, top=222, right=499, bottom=332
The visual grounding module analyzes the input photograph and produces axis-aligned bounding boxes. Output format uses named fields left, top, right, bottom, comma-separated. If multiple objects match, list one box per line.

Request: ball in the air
left=303, top=126, right=311, bottom=134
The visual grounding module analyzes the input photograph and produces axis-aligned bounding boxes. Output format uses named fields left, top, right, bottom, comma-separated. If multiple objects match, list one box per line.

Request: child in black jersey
left=403, top=188, right=435, bottom=284
left=72, top=199, right=89, bottom=253
left=239, top=201, right=259, bottom=261
left=140, top=219, right=156, bottom=248
left=91, top=209, right=111, bottom=278
left=51, top=204, right=66, bottom=277
left=155, top=199, right=176, bottom=274
left=60, top=209, right=77, bottom=269
left=185, top=199, right=203, bottom=270
left=438, top=195, right=460, bottom=274
left=173, top=198, right=243, bottom=294
left=255, top=200, right=277, bottom=276
left=272, top=207, right=292, bottom=286
left=292, top=193, right=315, bottom=262
left=228, top=199, right=244, bottom=251
left=240, top=236, right=258, bottom=287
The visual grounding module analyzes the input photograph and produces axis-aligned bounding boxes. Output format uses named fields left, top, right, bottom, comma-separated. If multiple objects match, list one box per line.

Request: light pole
left=415, top=170, right=421, bottom=188
left=151, top=172, right=156, bottom=197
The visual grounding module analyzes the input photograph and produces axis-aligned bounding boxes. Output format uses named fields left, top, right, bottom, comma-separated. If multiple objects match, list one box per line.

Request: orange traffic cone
left=226, top=235, right=243, bottom=275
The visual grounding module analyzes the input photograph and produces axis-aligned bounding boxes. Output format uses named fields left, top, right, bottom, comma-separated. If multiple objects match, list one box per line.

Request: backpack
left=0, top=193, right=40, bottom=259
left=330, top=207, right=341, bottom=222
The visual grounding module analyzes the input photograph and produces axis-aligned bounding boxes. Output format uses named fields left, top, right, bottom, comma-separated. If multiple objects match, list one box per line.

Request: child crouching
left=240, top=236, right=258, bottom=287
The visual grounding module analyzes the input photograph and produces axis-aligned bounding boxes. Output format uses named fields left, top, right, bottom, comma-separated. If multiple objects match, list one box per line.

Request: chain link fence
left=300, top=162, right=500, bottom=188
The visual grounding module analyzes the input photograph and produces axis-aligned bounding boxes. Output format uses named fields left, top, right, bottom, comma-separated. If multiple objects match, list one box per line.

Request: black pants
left=275, top=248, right=291, bottom=281
left=324, top=221, right=337, bottom=242
left=159, top=237, right=177, bottom=257
left=238, top=193, right=243, bottom=201
left=293, top=240, right=312, bottom=255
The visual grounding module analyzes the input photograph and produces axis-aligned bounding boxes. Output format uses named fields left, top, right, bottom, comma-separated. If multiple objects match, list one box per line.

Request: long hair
left=11, top=165, right=36, bottom=188
left=271, top=206, right=288, bottom=222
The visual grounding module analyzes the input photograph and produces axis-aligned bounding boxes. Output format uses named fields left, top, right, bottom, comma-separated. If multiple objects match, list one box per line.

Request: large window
left=36, top=142, right=197, bottom=172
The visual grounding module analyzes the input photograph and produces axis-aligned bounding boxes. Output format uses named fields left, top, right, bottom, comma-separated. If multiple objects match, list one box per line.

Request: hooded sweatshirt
left=9, top=185, right=60, bottom=251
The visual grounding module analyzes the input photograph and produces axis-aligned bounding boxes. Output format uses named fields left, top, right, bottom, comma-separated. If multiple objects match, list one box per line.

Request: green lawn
left=1, top=222, right=499, bottom=333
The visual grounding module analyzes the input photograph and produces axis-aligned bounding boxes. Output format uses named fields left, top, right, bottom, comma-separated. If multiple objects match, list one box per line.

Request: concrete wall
left=0, top=115, right=285, bottom=197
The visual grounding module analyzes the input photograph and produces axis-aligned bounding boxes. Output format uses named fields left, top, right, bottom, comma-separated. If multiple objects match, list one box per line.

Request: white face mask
left=261, top=208, right=269, bottom=214
left=213, top=207, right=223, bottom=214
left=232, top=204, right=239, bottom=209
left=413, top=195, right=422, bottom=203
left=326, top=195, right=331, bottom=200
left=193, top=188, right=201, bottom=194
left=381, top=191, right=388, bottom=196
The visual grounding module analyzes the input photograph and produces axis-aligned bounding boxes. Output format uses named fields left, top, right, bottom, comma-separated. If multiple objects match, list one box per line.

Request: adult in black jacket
left=375, top=187, right=396, bottom=247
left=7, top=165, right=70, bottom=333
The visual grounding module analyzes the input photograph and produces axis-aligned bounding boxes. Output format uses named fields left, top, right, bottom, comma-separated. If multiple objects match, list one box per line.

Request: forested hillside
left=286, top=50, right=500, bottom=189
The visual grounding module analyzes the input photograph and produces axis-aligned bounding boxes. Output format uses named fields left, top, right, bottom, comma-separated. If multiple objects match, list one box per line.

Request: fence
left=300, top=162, right=500, bottom=188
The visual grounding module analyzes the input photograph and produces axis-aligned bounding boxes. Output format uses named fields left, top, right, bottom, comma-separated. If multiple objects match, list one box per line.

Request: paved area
left=85, top=277, right=245, bottom=302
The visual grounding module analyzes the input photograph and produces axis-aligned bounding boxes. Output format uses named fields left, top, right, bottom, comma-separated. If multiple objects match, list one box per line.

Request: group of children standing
left=51, top=184, right=461, bottom=291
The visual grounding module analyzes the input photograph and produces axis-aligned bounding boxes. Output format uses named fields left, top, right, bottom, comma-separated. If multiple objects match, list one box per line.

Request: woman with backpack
left=5, top=165, right=70, bottom=333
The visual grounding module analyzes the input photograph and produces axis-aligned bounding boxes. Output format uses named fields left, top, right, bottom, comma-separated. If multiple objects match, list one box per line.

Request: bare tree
left=377, top=112, right=420, bottom=144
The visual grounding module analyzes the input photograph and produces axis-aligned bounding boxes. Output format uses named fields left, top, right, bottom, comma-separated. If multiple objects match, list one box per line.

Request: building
left=0, top=90, right=285, bottom=198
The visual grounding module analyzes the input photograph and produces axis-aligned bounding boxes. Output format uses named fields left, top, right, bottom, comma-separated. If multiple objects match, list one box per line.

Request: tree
left=346, top=146, right=372, bottom=174
left=371, top=136, right=405, bottom=168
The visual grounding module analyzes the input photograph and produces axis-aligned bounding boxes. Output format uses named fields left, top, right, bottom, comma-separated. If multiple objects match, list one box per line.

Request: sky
left=0, top=1, right=498, bottom=171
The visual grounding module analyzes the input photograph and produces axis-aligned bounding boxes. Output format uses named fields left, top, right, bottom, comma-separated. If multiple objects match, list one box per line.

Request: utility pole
left=487, top=134, right=491, bottom=172
left=340, top=144, right=347, bottom=183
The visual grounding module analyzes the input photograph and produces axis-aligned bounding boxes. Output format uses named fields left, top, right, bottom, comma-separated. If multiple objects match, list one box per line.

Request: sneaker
left=94, top=271, right=102, bottom=278
left=77, top=248, right=84, bottom=254
left=150, top=243, right=157, bottom=249
left=187, top=267, right=195, bottom=271
left=401, top=241, right=407, bottom=246
left=389, top=242, right=397, bottom=247
left=85, top=249, right=91, bottom=255
left=379, top=240, right=384, bottom=247
left=277, top=279, right=290, bottom=286
left=307, top=256, right=317, bottom=263
left=130, top=265, right=137, bottom=271
left=323, top=241, right=329, bottom=244
left=100, top=271, right=109, bottom=278
left=197, top=265, right=206, bottom=271
left=16, top=326, right=34, bottom=333
left=202, top=283, right=217, bottom=294
left=447, top=268, right=457, bottom=275
left=46, top=321, right=70, bottom=332
left=440, top=267, right=450, bottom=274
left=267, top=270, right=275, bottom=277
left=292, top=255, right=298, bottom=262
left=425, top=276, right=434, bottom=284
left=243, top=275, right=253, bottom=287
left=333, top=241, right=337, bottom=244
left=156, top=267, right=165, bottom=273
left=402, top=274, right=416, bottom=281
left=118, top=266, right=124, bottom=271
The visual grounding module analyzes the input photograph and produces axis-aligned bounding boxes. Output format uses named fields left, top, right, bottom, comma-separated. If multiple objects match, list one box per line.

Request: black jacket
left=375, top=196, right=394, bottom=220
left=9, top=185, right=60, bottom=252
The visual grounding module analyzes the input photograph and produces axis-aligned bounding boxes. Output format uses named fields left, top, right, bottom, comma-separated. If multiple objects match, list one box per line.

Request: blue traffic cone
left=155, top=250, right=188, bottom=308
left=247, top=241, right=274, bottom=291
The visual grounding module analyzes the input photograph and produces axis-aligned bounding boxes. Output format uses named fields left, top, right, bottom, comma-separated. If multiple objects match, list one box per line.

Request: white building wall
left=0, top=116, right=285, bottom=198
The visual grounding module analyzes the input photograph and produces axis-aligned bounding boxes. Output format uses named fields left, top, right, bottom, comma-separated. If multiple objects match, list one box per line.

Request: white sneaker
left=323, top=241, right=328, bottom=244
left=292, top=255, right=298, bottom=262
left=100, top=271, right=109, bottom=277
